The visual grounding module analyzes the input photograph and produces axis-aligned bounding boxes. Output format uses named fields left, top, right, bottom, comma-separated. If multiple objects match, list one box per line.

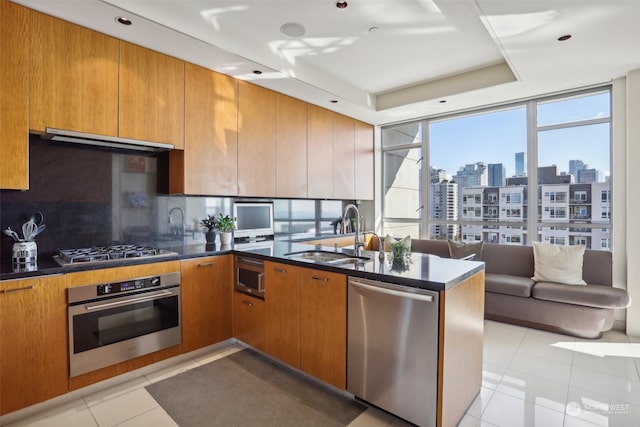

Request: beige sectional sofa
left=408, top=239, right=631, bottom=339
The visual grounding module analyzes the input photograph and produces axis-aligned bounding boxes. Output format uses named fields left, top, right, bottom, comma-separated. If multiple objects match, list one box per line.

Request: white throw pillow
left=384, top=235, right=411, bottom=252
left=531, top=242, right=586, bottom=285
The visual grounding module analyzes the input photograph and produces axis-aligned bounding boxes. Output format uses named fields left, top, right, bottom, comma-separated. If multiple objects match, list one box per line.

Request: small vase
left=220, top=231, right=233, bottom=245
left=205, top=230, right=216, bottom=243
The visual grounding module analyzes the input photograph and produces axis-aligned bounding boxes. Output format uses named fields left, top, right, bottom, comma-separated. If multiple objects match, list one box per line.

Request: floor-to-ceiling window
left=381, top=87, right=612, bottom=250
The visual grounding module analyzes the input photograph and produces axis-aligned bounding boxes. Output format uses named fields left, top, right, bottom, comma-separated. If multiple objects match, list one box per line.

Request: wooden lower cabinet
left=0, top=275, right=68, bottom=415
left=300, top=268, right=347, bottom=390
left=233, top=292, right=265, bottom=350
left=181, top=255, right=233, bottom=353
left=264, top=261, right=301, bottom=368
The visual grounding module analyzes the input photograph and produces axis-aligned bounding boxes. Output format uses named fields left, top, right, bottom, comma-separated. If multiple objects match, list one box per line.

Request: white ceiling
left=14, top=0, right=640, bottom=125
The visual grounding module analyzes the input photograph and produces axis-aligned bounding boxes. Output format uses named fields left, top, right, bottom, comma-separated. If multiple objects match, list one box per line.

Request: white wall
left=624, top=71, right=640, bottom=336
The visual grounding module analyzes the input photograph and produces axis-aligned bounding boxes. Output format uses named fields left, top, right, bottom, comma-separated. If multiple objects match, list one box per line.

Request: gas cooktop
left=54, top=244, right=178, bottom=267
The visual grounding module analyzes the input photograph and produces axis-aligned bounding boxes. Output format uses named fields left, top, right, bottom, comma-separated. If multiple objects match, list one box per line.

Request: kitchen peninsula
left=0, top=239, right=484, bottom=427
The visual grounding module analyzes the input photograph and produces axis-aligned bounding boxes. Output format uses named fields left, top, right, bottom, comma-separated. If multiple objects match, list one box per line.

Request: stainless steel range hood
left=41, top=128, right=174, bottom=152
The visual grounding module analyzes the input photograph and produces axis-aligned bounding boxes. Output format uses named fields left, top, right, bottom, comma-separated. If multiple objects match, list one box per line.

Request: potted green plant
left=214, top=213, right=236, bottom=245
left=200, top=214, right=218, bottom=243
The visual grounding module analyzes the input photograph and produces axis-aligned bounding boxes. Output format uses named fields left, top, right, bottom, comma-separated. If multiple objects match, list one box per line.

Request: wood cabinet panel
left=233, top=292, right=265, bottom=350
left=29, top=10, right=119, bottom=136
left=276, top=94, right=308, bottom=198
left=0, top=276, right=68, bottom=414
left=307, top=104, right=334, bottom=198
left=178, top=63, right=238, bottom=195
left=119, top=41, right=185, bottom=148
left=332, top=113, right=355, bottom=200
left=181, top=255, right=233, bottom=353
left=264, top=261, right=301, bottom=368
left=237, top=81, right=276, bottom=196
left=0, top=0, right=29, bottom=190
left=354, top=120, right=374, bottom=200
left=438, top=271, right=485, bottom=427
left=300, top=268, right=347, bottom=389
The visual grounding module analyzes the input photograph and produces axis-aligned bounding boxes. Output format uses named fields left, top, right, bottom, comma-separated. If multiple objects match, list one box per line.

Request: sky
left=428, top=91, right=611, bottom=180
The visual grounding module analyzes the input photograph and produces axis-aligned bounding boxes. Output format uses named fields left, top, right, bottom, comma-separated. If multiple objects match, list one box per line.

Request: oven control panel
left=97, top=276, right=161, bottom=296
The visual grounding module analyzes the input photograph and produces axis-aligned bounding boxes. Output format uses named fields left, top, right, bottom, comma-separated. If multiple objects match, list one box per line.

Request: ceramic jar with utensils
left=12, top=241, right=38, bottom=269
left=4, top=212, right=44, bottom=271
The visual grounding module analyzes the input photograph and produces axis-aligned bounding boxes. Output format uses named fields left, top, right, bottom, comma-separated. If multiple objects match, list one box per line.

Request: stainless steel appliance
left=68, top=272, right=181, bottom=377
left=347, top=277, right=439, bottom=427
left=54, top=244, right=177, bottom=267
left=236, top=256, right=265, bottom=298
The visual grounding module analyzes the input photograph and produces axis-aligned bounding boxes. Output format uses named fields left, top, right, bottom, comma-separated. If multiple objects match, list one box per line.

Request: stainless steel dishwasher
left=347, top=276, right=439, bottom=427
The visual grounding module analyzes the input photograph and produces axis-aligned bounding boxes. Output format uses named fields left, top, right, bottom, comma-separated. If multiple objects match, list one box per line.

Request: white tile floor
left=3, top=320, right=640, bottom=427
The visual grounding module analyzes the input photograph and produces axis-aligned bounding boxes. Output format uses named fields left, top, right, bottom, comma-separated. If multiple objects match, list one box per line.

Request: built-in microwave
left=236, top=256, right=265, bottom=299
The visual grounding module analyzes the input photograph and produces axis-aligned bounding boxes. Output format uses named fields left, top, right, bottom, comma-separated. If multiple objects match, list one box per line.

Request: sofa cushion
left=448, top=240, right=483, bottom=260
left=532, top=242, right=586, bottom=285
left=485, top=273, right=536, bottom=297
left=532, top=282, right=631, bottom=309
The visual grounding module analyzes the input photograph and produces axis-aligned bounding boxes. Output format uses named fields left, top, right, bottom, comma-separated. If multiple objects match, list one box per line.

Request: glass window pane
left=538, top=226, right=610, bottom=251
left=428, top=107, right=526, bottom=241
left=382, top=122, right=422, bottom=148
left=384, top=147, right=422, bottom=219
left=383, top=222, right=421, bottom=239
left=538, top=123, right=610, bottom=227
left=537, top=91, right=610, bottom=127
left=320, top=200, right=343, bottom=219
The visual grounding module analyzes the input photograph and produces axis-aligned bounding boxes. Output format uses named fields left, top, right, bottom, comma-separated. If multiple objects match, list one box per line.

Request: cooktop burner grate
left=58, top=244, right=162, bottom=264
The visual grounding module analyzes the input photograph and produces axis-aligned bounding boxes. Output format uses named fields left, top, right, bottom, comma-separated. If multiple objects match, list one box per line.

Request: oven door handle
left=84, top=290, right=174, bottom=311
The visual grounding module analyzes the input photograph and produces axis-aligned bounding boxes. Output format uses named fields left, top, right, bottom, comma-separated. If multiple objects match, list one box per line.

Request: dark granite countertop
left=1, top=239, right=484, bottom=292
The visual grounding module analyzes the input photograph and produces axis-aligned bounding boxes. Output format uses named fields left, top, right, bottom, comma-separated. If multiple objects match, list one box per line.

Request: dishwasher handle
left=349, top=279, right=434, bottom=302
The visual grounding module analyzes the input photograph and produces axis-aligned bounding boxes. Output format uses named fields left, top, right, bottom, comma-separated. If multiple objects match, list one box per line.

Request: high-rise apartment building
left=488, top=163, right=506, bottom=186
left=515, top=152, right=526, bottom=177
left=429, top=181, right=458, bottom=240
left=454, top=163, right=487, bottom=188
left=429, top=167, right=447, bottom=184
left=577, top=168, right=603, bottom=183
left=569, top=159, right=586, bottom=181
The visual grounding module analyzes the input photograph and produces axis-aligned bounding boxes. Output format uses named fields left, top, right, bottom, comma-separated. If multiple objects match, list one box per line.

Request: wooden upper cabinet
left=276, top=94, right=308, bottom=198
left=307, top=104, right=334, bottom=199
left=354, top=120, right=374, bottom=200
left=119, top=41, right=185, bottom=148
left=332, top=113, right=356, bottom=200
left=237, top=81, right=276, bottom=196
left=176, top=63, right=238, bottom=195
left=0, top=0, right=29, bottom=190
left=29, top=10, right=119, bottom=136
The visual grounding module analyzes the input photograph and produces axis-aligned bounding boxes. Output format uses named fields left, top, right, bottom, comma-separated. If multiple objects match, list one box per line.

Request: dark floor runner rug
left=146, top=348, right=366, bottom=427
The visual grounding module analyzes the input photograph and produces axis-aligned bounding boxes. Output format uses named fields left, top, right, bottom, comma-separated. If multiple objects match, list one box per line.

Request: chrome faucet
left=342, top=204, right=363, bottom=255
left=168, top=206, right=185, bottom=237
left=365, top=231, right=386, bottom=261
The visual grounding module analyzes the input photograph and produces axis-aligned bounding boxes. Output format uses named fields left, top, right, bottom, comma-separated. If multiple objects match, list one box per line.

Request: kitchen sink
left=284, top=250, right=371, bottom=265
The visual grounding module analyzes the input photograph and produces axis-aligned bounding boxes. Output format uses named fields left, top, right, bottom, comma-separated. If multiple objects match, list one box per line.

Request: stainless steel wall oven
left=68, top=272, right=181, bottom=377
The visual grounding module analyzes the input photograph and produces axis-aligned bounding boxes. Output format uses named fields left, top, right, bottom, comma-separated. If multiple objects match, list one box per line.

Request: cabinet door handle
left=241, top=299, right=253, bottom=307
left=198, top=262, right=215, bottom=267
left=311, top=276, right=329, bottom=282
left=273, top=268, right=286, bottom=273
left=2, top=285, right=35, bottom=293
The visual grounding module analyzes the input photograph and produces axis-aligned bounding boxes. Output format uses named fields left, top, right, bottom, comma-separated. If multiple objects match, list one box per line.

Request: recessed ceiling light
left=557, top=34, right=572, bottom=41
left=335, top=1, right=348, bottom=9
left=252, top=70, right=263, bottom=75
left=280, top=22, right=306, bottom=38
left=368, top=26, right=379, bottom=33
left=115, top=16, right=132, bottom=26
left=330, top=100, right=338, bottom=103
